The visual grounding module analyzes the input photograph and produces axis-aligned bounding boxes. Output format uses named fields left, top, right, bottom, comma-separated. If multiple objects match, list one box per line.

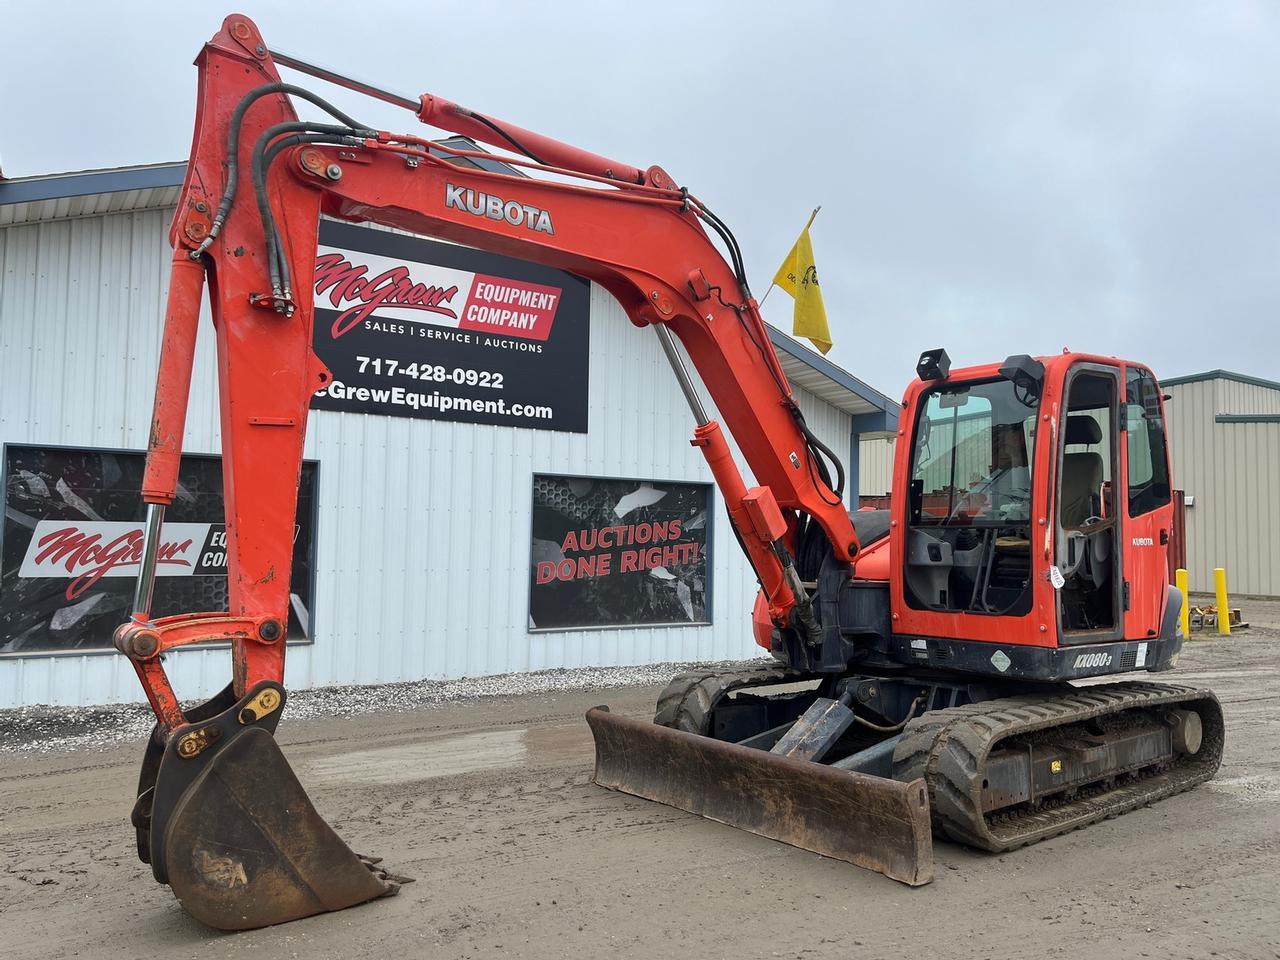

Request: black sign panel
left=529, top=475, right=712, bottom=630
left=310, top=221, right=590, bottom=432
left=0, top=445, right=317, bottom=654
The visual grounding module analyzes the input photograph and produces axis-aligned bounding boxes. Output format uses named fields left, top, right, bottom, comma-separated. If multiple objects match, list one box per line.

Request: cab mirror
left=998, top=354, right=1045, bottom=403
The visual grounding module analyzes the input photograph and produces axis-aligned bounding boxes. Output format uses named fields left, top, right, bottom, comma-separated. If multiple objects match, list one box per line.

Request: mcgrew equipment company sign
left=310, top=221, right=590, bottom=432
left=0, top=445, right=317, bottom=654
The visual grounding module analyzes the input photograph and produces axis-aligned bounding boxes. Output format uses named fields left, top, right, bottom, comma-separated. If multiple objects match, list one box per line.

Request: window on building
left=0, top=445, right=318, bottom=654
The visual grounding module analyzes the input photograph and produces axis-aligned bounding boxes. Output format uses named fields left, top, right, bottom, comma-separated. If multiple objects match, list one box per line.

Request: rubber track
left=653, top=663, right=803, bottom=735
left=891, top=681, right=1225, bottom=852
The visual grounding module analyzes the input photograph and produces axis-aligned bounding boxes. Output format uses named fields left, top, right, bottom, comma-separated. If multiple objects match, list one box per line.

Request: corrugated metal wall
left=0, top=206, right=852, bottom=707
left=859, top=436, right=896, bottom=497
left=1164, top=377, right=1280, bottom=597
left=916, top=416, right=993, bottom=494
left=1216, top=379, right=1280, bottom=416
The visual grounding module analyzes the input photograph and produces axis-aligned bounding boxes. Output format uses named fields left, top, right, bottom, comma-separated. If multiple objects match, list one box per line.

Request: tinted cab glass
left=1125, top=367, right=1172, bottom=516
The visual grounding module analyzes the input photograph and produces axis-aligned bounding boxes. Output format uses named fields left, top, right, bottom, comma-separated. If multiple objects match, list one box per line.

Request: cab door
left=1120, top=365, right=1175, bottom=639
left=1054, top=363, right=1122, bottom=642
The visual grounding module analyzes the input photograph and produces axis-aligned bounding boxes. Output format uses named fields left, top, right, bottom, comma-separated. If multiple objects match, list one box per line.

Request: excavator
left=114, top=13, right=1223, bottom=931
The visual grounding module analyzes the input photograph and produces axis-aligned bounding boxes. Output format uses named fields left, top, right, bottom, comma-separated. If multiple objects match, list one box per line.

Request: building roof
left=1161, top=369, right=1280, bottom=392
left=0, top=157, right=899, bottom=426
left=0, top=138, right=522, bottom=227
left=0, top=162, right=185, bottom=227
left=766, top=326, right=898, bottom=427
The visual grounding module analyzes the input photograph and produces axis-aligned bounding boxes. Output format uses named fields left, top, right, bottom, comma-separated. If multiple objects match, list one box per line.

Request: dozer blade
left=586, top=706, right=934, bottom=886
left=139, top=682, right=406, bottom=930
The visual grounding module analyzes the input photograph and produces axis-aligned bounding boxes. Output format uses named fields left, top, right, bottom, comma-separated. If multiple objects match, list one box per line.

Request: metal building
left=1161, top=370, right=1280, bottom=598
left=0, top=162, right=897, bottom=707
left=858, top=432, right=898, bottom=501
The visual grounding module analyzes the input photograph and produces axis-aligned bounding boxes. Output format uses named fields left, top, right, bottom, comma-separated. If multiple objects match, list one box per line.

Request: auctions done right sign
left=529, top=475, right=712, bottom=631
left=310, top=220, right=591, bottom=433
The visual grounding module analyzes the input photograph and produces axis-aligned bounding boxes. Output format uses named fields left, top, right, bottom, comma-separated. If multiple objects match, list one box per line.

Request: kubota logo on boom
left=445, top=183, right=554, bottom=235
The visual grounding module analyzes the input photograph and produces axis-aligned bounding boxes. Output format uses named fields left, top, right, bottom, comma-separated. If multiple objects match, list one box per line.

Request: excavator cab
left=895, top=351, right=1177, bottom=662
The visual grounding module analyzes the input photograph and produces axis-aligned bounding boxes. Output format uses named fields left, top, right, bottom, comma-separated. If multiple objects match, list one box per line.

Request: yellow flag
left=771, top=221, right=832, bottom=354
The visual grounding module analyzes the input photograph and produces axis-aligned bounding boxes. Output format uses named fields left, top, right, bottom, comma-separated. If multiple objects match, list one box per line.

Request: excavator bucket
left=586, top=707, right=934, bottom=886
left=132, top=682, right=406, bottom=930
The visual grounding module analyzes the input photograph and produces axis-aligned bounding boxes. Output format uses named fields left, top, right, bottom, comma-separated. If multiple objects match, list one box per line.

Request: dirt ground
left=2, top=609, right=1278, bottom=960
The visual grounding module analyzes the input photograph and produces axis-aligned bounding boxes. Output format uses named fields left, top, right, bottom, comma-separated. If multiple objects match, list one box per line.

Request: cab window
left=1125, top=367, right=1172, bottom=516
left=909, top=382, right=1036, bottom=526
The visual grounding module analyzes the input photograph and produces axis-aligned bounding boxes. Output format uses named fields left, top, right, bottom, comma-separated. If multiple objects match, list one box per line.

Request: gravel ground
left=0, top=659, right=750, bottom=755
left=1, top=615, right=1278, bottom=959
left=6, top=593, right=1269, bottom=757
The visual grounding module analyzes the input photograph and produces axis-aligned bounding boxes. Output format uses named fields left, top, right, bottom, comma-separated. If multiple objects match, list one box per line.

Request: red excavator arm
left=117, top=14, right=858, bottom=723
left=114, top=14, right=859, bottom=929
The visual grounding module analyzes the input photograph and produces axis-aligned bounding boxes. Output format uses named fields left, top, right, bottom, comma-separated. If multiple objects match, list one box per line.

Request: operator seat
left=1059, top=415, right=1111, bottom=591
left=1061, top=416, right=1104, bottom=527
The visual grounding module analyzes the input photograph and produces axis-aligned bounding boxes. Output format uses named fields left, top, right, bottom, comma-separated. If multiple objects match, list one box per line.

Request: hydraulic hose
left=194, top=83, right=370, bottom=259
left=250, top=121, right=375, bottom=301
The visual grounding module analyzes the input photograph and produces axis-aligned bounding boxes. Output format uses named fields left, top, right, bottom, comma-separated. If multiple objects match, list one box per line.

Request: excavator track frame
left=893, top=681, right=1224, bottom=851
left=616, top=669, right=1223, bottom=880
left=653, top=662, right=804, bottom=733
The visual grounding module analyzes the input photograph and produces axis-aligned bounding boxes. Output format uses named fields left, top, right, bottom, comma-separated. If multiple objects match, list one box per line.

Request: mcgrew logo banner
left=0, top=447, right=319, bottom=654
left=311, top=221, right=590, bottom=433
left=314, top=247, right=563, bottom=341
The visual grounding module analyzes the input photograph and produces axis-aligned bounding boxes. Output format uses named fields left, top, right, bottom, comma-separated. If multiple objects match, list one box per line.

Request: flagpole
left=760, top=205, right=821, bottom=306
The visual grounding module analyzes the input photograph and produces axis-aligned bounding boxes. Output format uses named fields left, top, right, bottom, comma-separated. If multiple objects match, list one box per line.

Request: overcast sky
left=2, top=2, right=1276, bottom=393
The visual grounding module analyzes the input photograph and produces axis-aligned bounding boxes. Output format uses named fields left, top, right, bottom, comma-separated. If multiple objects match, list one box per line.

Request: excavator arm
left=115, top=14, right=863, bottom=930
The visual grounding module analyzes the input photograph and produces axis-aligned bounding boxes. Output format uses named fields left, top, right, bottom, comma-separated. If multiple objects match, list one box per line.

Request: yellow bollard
left=1214, top=567, right=1231, bottom=636
left=1175, top=568, right=1190, bottom=638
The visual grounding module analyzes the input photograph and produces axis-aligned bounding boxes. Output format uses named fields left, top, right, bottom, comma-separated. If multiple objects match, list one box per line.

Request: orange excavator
left=116, top=14, right=1222, bottom=930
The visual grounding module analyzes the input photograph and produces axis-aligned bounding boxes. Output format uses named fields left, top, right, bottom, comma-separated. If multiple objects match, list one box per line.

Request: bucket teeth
left=360, top=854, right=415, bottom=888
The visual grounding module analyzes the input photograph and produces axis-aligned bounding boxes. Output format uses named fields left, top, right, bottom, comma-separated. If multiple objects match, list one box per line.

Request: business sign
left=529, top=475, right=711, bottom=631
left=310, top=220, right=590, bottom=432
left=0, top=445, right=317, bottom=654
